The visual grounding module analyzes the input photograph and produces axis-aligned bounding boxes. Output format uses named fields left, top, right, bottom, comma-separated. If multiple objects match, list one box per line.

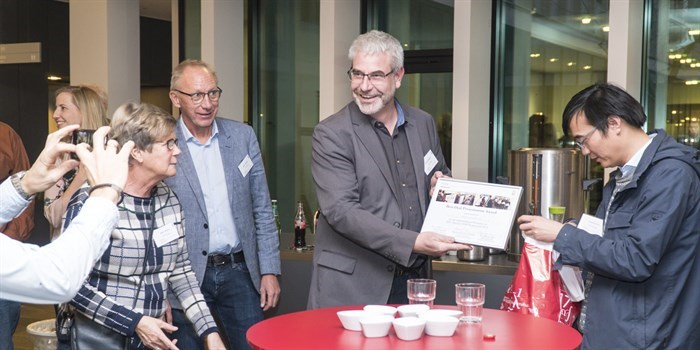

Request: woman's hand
left=135, top=316, right=179, bottom=350
left=204, top=333, right=227, bottom=350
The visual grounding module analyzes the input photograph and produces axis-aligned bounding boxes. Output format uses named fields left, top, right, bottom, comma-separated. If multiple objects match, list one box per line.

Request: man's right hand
left=20, top=124, right=80, bottom=196
left=413, top=231, right=472, bottom=257
left=75, top=126, right=135, bottom=203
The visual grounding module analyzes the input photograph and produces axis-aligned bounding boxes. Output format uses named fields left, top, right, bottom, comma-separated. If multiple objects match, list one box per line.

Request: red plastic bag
left=500, top=242, right=580, bottom=326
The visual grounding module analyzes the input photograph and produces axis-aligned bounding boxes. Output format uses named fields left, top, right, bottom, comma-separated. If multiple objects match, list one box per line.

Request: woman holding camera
left=56, top=102, right=225, bottom=350
left=44, top=85, right=109, bottom=239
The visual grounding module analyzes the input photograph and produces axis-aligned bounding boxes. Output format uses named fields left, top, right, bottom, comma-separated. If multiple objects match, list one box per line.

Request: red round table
left=247, top=305, right=582, bottom=349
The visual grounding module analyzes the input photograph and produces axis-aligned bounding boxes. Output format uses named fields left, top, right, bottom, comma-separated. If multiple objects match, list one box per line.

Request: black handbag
left=70, top=200, right=156, bottom=350
left=70, top=312, right=130, bottom=350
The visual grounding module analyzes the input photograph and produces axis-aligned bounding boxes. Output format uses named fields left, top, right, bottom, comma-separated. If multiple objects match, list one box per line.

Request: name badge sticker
left=424, top=150, right=438, bottom=175
left=239, top=155, right=253, bottom=177
left=153, top=223, right=179, bottom=248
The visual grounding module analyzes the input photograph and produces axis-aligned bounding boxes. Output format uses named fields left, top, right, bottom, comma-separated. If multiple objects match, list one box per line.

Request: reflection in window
left=250, top=0, right=320, bottom=232
left=366, top=0, right=454, bottom=166
left=644, top=0, right=700, bottom=150
left=494, top=0, right=609, bottom=213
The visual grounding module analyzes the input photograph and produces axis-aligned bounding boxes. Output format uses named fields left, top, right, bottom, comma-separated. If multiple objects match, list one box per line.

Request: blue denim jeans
left=0, top=299, right=20, bottom=350
left=171, top=261, right=262, bottom=350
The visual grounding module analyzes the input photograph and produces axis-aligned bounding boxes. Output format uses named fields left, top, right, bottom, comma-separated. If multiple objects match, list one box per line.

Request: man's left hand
left=259, top=274, right=280, bottom=311
left=429, top=171, right=449, bottom=197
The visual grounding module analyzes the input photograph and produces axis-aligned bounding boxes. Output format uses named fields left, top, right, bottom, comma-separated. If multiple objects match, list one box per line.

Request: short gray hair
left=170, top=59, right=218, bottom=91
left=348, top=30, right=404, bottom=72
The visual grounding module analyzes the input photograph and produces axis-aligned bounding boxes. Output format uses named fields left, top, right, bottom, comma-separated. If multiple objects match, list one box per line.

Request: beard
left=353, top=88, right=394, bottom=116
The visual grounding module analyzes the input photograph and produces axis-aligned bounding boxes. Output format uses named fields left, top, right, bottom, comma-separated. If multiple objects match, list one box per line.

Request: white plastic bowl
left=359, top=314, right=394, bottom=338
left=419, top=309, right=463, bottom=319
left=397, top=304, right=430, bottom=318
left=363, top=305, right=397, bottom=317
left=337, top=310, right=371, bottom=331
left=424, top=315, right=459, bottom=337
left=392, top=317, right=426, bottom=341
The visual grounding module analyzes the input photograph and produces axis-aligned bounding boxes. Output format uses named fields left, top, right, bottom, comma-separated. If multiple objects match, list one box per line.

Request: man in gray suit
left=308, top=30, right=471, bottom=309
left=165, top=60, right=281, bottom=350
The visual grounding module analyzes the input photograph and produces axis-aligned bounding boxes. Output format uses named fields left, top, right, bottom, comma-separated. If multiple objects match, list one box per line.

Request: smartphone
left=70, top=129, right=96, bottom=160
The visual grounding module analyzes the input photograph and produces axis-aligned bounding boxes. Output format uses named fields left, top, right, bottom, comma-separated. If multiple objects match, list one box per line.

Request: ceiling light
left=567, top=62, right=576, bottom=67
left=689, top=29, right=700, bottom=35
left=672, top=110, right=677, bottom=114
left=549, top=58, right=558, bottom=62
left=583, top=65, right=592, bottom=70
left=681, top=59, right=687, bottom=64
left=602, top=26, right=610, bottom=32
left=581, top=17, right=592, bottom=24
left=530, top=53, right=541, bottom=58
left=685, top=80, right=699, bottom=85
left=676, top=54, right=683, bottom=59
left=47, top=75, right=62, bottom=81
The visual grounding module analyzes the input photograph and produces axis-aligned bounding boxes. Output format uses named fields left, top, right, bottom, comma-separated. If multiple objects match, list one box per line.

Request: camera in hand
left=70, top=129, right=96, bottom=159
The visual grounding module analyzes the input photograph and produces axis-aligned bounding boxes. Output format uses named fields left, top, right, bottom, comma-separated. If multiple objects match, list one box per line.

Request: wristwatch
left=10, top=171, right=35, bottom=201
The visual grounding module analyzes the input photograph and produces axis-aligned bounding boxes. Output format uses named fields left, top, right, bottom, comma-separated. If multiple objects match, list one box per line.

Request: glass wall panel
left=644, top=0, right=700, bottom=149
left=366, top=0, right=454, bottom=166
left=494, top=0, right=609, bottom=212
left=250, top=0, right=320, bottom=234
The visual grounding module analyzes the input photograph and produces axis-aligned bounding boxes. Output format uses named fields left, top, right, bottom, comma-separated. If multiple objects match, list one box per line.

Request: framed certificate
left=421, top=178, right=523, bottom=250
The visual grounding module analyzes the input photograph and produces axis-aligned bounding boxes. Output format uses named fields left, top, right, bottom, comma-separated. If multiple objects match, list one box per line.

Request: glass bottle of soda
left=271, top=199, right=281, bottom=239
left=294, top=201, right=307, bottom=249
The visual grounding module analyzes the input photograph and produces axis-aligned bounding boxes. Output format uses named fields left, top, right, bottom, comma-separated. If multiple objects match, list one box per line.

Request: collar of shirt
left=178, top=116, right=219, bottom=146
left=619, top=133, right=656, bottom=177
left=372, top=99, right=406, bottom=132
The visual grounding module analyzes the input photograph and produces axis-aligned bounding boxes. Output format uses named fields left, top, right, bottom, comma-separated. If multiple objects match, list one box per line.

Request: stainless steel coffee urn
left=506, top=148, right=587, bottom=261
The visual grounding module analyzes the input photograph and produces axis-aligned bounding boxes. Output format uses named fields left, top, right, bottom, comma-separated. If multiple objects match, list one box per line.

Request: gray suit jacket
left=307, top=101, right=450, bottom=309
left=165, top=118, right=281, bottom=309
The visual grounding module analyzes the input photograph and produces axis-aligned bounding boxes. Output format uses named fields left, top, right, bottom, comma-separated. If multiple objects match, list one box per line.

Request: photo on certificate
left=422, top=178, right=523, bottom=250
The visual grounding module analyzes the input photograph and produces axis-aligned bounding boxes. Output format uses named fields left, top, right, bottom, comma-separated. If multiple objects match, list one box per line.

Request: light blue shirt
left=179, top=118, right=240, bottom=254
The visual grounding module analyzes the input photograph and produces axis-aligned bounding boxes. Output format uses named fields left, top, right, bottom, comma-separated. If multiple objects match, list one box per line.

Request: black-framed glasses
left=158, top=138, right=179, bottom=150
left=173, top=87, right=223, bottom=104
left=346, top=68, right=394, bottom=83
left=574, top=128, right=597, bottom=150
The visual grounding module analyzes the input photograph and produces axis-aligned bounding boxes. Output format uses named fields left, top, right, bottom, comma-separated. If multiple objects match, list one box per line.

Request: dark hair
left=562, top=83, right=646, bottom=136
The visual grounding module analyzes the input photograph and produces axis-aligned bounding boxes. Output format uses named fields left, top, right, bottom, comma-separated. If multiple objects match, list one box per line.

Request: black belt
left=207, top=251, right=245, bottom=266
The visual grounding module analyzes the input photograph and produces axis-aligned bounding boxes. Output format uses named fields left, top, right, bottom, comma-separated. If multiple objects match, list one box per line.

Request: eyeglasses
left=173, top=87, right=223, bottom=104
left=574, top=128, right=597, bottom=150
left=158, top=138, right=179, bottom=150
left=347, top=68, right=394, bottom=84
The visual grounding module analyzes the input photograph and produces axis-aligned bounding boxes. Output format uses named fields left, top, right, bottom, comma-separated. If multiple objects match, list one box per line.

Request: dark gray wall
left=0, top=0, right=171, bottom=245
left=1, top=0, right=67, bottom=245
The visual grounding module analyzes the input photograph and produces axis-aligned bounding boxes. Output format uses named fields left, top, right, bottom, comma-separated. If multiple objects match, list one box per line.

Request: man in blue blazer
left=308, top=31, right=471, bottom=309
left=165, top=60, right=281, bottom=350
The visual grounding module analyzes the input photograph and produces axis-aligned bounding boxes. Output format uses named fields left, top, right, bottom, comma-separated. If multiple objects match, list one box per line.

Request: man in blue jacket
left=518, top=83, right=700, bottom=349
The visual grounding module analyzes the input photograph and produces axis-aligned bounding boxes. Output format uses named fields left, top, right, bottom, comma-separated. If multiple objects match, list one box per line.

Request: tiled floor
left=13, top=304, right=56, bottom=350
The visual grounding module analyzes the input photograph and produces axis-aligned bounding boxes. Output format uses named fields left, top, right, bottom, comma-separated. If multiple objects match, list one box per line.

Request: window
left=493, top=0, right=609, bottom=212
left=644, top=0, right=700, bottom=150
left=249, top=0, right=320, bottom=233
left=365, top=0, right=455, bottom=167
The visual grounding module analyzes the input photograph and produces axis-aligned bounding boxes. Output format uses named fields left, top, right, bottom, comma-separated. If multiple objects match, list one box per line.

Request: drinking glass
left=548, top=206, right=566, bottom=223
left=407, top=279, right=436, bottom=307
left=455, top=283, right=485, bottom=323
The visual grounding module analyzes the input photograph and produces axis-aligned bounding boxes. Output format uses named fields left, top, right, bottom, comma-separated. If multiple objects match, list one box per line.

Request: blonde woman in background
left=44, top=85, right=109, bottom=239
